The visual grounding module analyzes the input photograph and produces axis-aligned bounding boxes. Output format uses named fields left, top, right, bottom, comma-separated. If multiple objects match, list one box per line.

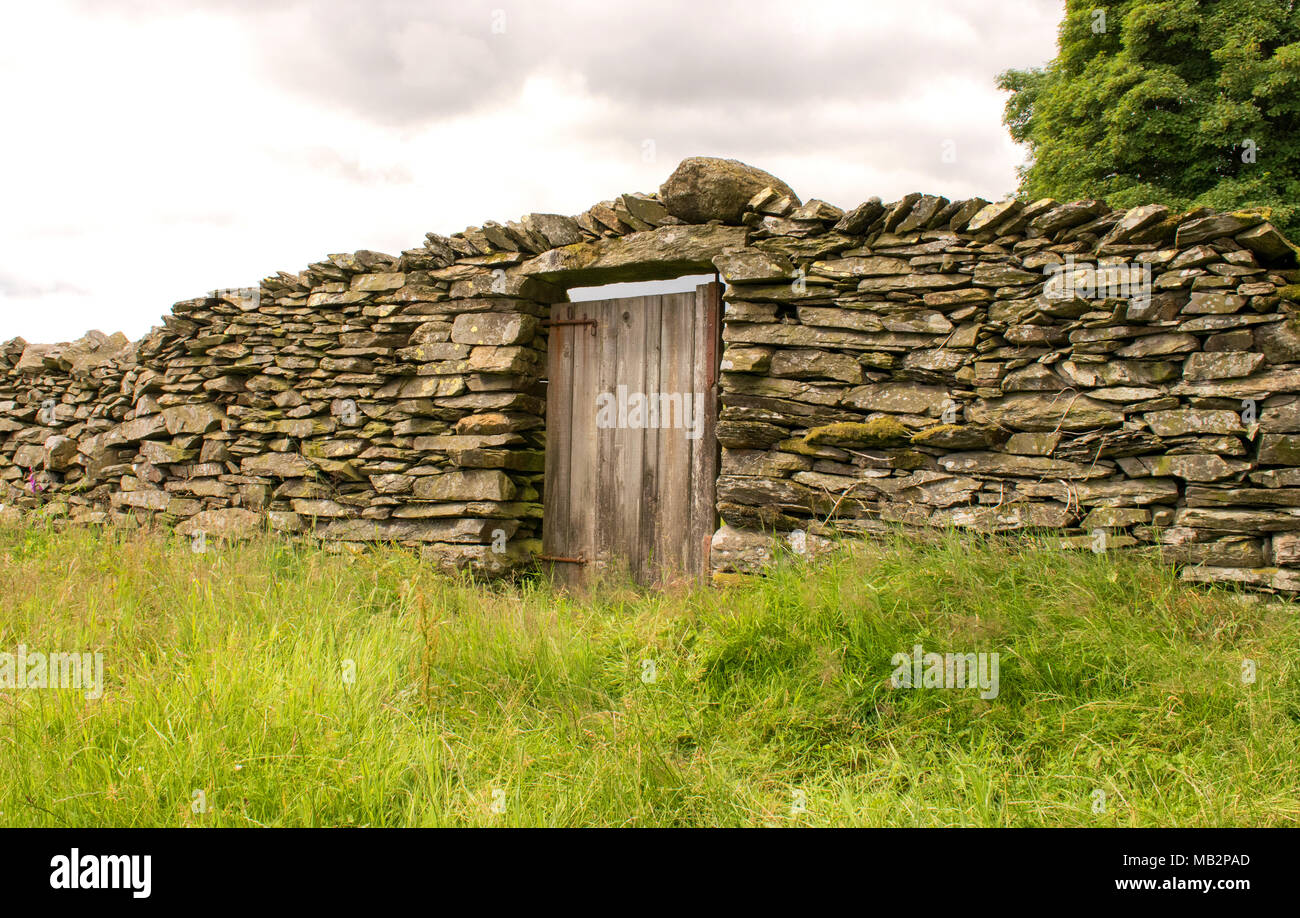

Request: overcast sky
left=0, top=0, right=1064, bottom=344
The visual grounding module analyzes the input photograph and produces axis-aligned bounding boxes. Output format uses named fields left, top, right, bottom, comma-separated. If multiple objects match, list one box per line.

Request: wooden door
left=543, top=282, right=721, bottom=587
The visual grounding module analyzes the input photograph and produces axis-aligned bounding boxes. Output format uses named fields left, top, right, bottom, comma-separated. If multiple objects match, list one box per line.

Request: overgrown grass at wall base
left=2, top=522, right=1297, bottom=827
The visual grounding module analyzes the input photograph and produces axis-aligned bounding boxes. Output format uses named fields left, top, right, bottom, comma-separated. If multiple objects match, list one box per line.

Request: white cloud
left=0, top=0, right=1063, bottom=343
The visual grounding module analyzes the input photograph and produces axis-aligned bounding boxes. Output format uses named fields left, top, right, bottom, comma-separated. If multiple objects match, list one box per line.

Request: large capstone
left=658, top=156, right=799, bottom=225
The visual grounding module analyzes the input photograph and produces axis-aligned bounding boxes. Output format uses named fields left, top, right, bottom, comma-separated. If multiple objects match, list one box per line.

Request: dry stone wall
left=3, top=156, right=1300, bottom=591
left=708, top=188, right=1300, bottom=593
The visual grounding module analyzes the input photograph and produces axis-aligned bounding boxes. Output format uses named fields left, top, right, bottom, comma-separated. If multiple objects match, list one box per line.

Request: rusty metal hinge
left=536, top=553, right=588, bottom=564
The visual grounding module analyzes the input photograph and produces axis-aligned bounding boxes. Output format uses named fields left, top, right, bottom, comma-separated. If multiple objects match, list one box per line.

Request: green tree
left=999, top=0, right=1300, bottom=235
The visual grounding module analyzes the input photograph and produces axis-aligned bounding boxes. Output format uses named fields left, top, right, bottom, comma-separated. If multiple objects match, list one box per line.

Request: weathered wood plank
left=615, top=297, right=649, bottom=582
left=654, top=291, right=695, bottom=583
left=594, top=296, right=621, bottom=580
left=566, top=302, right=599, bottom=588
left=640, top=292, right=664, bottom=583
left=542, top=302, right=575, bottom=585
left=688, top=282, right=723, bottom=578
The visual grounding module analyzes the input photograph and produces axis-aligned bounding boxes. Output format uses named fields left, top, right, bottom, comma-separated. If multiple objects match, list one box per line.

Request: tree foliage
left=999, top=0, right=1300, bottom=235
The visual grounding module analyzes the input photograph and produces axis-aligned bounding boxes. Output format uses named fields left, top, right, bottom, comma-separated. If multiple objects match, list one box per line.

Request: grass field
left=1, top=519, right=1297, bottom=827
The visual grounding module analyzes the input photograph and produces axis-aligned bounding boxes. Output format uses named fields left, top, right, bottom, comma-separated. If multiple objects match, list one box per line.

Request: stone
left=1004, top=432, right=1060, bottom=456
left=522, top=213, right=584, bottom=248
left=724, top=322, right=883, bottom=350
left=1003, top=364, right=1065, bottom=392
left=814, top=256, right=909, bottom=278
left=43, top=331, right=134, bottom=377
left=1253, top=318, right=1300, bottom=364
left=769, top=349, right=864, bottom=384
left=620, top=193, right=671, bottom=227
left=1082, top=507, right=1150, bottom=528
left=833, top=198, right=885, bottom=234
left=414, top=469, right=516, bottom=502
left=1236, top=222, right=1299, bottom=262
left=1271, top=532, right=1300, bottom=566
left=713, top=251, right=794, bottom=283
left=908, top=424, right=999, bottom=450
left=964, top=200, right=1021, bottom=234
left=1182, top=352, right=1264, bottom=381
left=719, top=346, right=773, bottom=373
left=176, top=508, right=260, bottom=540
left=1258, top=434, right=1300, bottom=466
left=938, top=452, right=1112, bottom=480
left=1161, top=538, right=1265, bottom=568
left=965, top=393, right=1123, bottom=432
left=1137, top=454, right=1251, bottom=482
left=856, top=274, right=970, bottom=294
left=804, top=418, right=909, bottom=448
left=973, top=263, right=1041, bottom=287
left=351, top=272, right=405, bottom=292
left=1178, top=566, right=1272, bottom=588
left=1260, top=399, right=1300, bottom=432
left=138, top=441, right=197, bottom=465
left=1104, top=204, right=1170, bottom=243
left=1174, top=507, right=1300, bottom=532
left=717, top=420, right=788, bottom=449
left=1184, top=291, right=1246, bottom=314
left=710, top=524, right=776, bottom=573
left=318, top=518, right=512, bottom=543
left=520, top=224, right=747, bottom=285
left=43, top=435, right=77, bottom=471
left=240, top=453, right=316, bottom=478
left=14, top=343, right=55, bottom=374
left=114, top=489, right=171, bottom=511
left=658, top=157, right=799, bottom=225
left=928, top=502, right=1077, bottom=531
left=902, top=349, right=967, bottom=373
left=722, top=449, right=812, bottom=477
left=1173, top=367, right=1300, bottom=399
left=162, top=403, right=226, bottom=435
left=1031, top=200, right=1107, bottom=236
left=841, top=383, right=949, bottom=415
left=1175, top=211, right=1266, bottom=247
left=1143, top=409, right=1243, bottom=437
left=716, top=475, right=836, bottom=515
left=112, top=413, right=168, bottom=444
left=1184, top=486, right=1300, bottom=508
left=450, top=313, right=538, bottom=346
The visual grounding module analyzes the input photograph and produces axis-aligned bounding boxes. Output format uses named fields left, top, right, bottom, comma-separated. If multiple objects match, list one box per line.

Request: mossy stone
left=804, top=418, right=909, bottom=448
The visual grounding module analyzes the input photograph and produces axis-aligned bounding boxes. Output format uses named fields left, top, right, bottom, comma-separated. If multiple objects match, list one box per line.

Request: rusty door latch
left=541, top=317, right=597, bottom=337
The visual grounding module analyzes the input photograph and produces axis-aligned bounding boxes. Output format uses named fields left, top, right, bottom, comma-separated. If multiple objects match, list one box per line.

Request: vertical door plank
left=593, top=296, right=621, bottom=579
left=615, top=297, right=649, bottom=582
left=566, top=301, right=599, bottom=588
left=654, top=291, right=694, bottom=583
left=688, top=283, right=722, bottom=578
left=639, top=293, right=664, bottom=584
left=542, top=302, right=574, bottom=585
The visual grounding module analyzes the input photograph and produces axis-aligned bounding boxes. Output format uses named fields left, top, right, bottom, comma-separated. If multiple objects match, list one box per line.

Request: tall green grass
left=1, top=520, right=1297, bottom=826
